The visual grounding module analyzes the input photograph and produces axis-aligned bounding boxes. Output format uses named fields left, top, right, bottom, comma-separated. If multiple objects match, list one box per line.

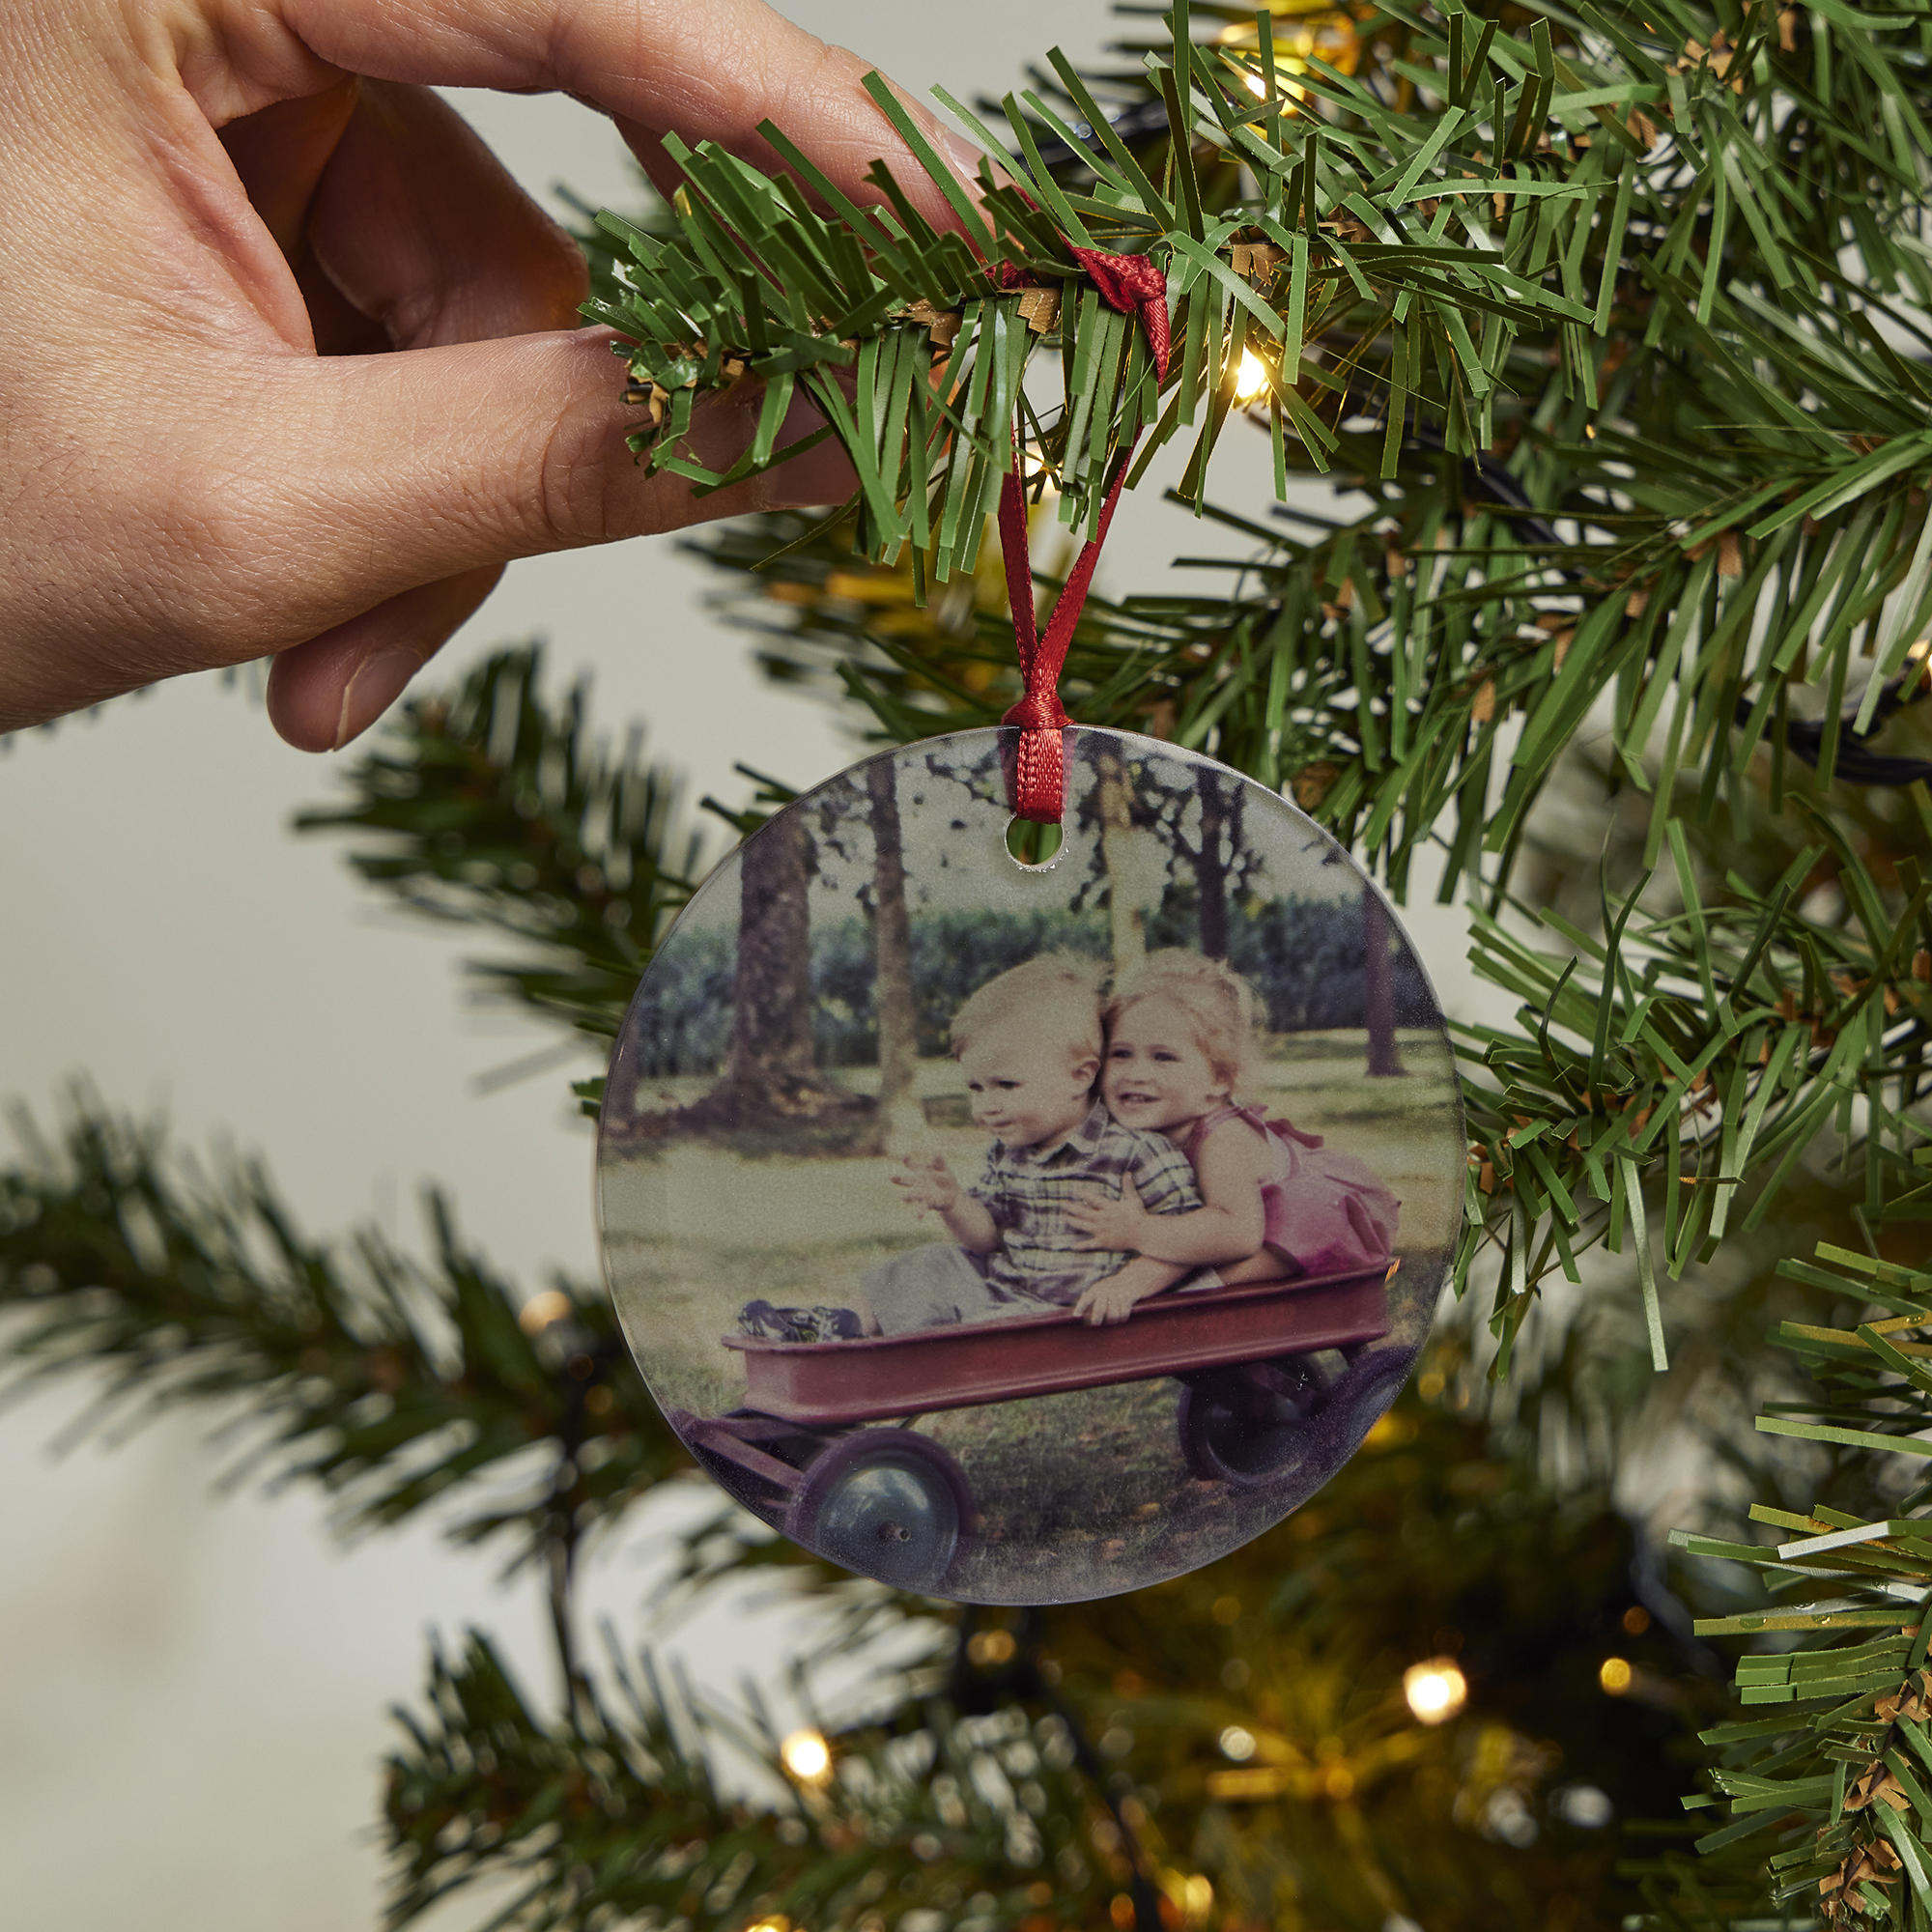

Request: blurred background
left=0, top=6, right=1486, bottom=1924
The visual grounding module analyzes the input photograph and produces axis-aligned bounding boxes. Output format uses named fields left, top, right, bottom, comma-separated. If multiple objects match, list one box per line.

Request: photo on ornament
left=597, top=727, right=1463, bottom=1605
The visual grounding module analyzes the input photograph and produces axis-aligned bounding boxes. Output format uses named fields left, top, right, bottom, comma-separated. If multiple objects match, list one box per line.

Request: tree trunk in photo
left=1363, top=885, right=1405, bottom=1078
left=1096, top=745, right=1148, bottom=976
left=1193, top=769, right=1233, bottom=961
left=682, top=810, right=856, bottom=1127
left=867, top=756, right=923, bottom=1151
left=729, top=810, right=816, bottom=1095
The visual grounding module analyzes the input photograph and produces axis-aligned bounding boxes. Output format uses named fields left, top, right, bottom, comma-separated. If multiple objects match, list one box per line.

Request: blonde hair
left=951, top=952, right=1105, bottom=1069
left=1104, top=950, right=1265, bottom=1094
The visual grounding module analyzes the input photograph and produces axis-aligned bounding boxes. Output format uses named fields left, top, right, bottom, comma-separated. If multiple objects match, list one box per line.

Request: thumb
left=1120, top=1174, right=1143, bottom=1207
left=232, top=335, right=853, bottom=747
left=256, top=330, right=853, bottom=626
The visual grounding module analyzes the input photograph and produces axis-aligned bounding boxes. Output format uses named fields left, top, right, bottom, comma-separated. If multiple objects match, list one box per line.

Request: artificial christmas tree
left=7, top=0, right=1932, bottom=1923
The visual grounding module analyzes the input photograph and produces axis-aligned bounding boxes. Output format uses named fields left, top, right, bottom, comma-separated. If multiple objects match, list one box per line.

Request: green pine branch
left=1457, top=815, right=1932, bottom=1366
left=0, top=1097, right=681, bottom=1565
left=295, top=643, right=705, bottom=1047
left=606, top=0, right=1932, bottom=925
left=383, top=1629, right=1135, bottom=1932
left=593, top=2, right=1932, bottom=565
left=1662, top=1242, right=1932, bottom=1927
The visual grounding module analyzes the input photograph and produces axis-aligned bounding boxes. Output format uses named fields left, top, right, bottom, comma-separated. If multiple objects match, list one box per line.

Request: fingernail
left=936, top=128, right=986, bottom=187
left=333, top=645, right=422, bottom=751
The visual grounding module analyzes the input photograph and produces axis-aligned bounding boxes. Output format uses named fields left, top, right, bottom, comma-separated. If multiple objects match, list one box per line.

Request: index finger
left=270, top=0, right=979, bottom=220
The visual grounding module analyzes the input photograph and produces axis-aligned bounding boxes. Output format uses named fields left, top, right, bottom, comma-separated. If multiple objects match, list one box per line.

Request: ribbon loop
left=996, top=246, right=1168, bottom=824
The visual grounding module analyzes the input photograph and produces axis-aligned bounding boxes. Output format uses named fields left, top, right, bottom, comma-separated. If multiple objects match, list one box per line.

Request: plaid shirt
left=971, top=1100, right=1202, bottom=1307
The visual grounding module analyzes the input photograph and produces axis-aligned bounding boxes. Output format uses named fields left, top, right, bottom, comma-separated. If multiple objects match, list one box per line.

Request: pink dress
left=1181, top=1104, right=1399, bottom=1276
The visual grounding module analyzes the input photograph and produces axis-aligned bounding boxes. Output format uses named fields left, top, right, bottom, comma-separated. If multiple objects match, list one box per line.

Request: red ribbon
left=996, top=250, right=1170, bottom=824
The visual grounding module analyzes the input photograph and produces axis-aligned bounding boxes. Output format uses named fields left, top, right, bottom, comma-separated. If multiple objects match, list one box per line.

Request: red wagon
left=668, top=1264, right=1413, bottom=1594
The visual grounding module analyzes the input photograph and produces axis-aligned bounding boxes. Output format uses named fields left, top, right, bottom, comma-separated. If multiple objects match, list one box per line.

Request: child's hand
left=1073, top=1267, right=1164, bottom=1326
left=1065, top=1175, right=1151, bottom=1251
left=891, top=1153, right=960, bottom=1217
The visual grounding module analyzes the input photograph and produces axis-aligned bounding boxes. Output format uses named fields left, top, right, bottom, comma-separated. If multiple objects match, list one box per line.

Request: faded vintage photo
left=597, top=727, right=1464, bottom=1604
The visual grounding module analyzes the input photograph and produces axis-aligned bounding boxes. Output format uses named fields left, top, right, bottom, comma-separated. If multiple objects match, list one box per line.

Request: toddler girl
left=1065, top=950, right=1399, bottom=1284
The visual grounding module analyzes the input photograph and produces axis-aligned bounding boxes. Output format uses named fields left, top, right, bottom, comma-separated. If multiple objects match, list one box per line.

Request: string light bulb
left=516, top=1289, right=574, bottom=1335
left=781, top=1728, right=832, bottom=1782
left=1402, top=1658, right=1468, bottom=1724
left=1234, top=350, right=1272, bottom=404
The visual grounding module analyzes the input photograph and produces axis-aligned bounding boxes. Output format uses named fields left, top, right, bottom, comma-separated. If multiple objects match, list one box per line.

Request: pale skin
left=0, top=0, right=983, bottom=748
left=1066, top=993, right=1288, bottom=1285
left=890, top=1031, right=1189, bottom=1326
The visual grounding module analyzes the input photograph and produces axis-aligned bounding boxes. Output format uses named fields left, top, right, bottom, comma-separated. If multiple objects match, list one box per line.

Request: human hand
left=1065, top=1174, right=1149, bottom=1251
left=1072, top=1266, right=1163, bottom=1326
left=891, top=1152, right=961, bottom=1217
left=0, top=0, right=980, bottom=749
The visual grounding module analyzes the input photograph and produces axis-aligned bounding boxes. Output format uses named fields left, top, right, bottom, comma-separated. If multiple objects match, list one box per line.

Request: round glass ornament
left=597, top=726, right=1463, bottom=1604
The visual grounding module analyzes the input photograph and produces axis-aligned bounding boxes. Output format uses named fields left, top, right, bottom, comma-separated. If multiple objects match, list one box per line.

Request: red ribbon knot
left=1002, top=690, right=1071, bottom=734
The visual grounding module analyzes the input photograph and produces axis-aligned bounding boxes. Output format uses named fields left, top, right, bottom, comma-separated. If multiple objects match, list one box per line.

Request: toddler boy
left=865, top=954, right=1203, bottom=1331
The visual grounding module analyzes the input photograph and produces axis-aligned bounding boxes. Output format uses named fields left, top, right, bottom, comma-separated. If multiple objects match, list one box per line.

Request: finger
left=253, top=344, right=850, bottom=742
left=214, top=78, right=585, bottom=363
left=218, top=78, right=359, bottom=265
left=271, top=0, right=983, bottom=226
left=254, top=81, right=656, bottom=749
left=303, top=81, right=588, bottom=349
left=263, top=564, right=502, bottom=751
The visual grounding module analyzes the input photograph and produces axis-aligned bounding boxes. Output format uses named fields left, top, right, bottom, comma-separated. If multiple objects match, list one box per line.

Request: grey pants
left=861, top=1244, right=1044, bottom=1335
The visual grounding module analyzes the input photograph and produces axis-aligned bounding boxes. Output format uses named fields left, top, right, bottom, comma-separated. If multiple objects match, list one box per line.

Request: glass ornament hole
left=1005, top=816, right=1064, bottom=870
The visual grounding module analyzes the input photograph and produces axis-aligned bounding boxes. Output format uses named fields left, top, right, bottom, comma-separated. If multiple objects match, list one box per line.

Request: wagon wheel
left=1259, top=1350, right=1340, bottom=1408
left=784, top=1429, right=975, bottom=1593
left=1176, top=1374, right=1319, bottom=1488
left=1321, top=1350, right=1416, bottom=1459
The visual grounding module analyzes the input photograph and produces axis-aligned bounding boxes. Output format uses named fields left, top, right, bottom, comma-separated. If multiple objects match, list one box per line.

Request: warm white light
left=1242, top=69, right=1267, bottom=99
left=1218, top=1724, right=1257, bottom=1761
left=516, top=1289, right=574, bottom=1335
left=1599, top=1657, right=1634, bottom=1695
left=781, top=1728, right=832, bottom=1781
left=1402, top=1660, right=1467, bottom=1724
left=1234, top=350, right=1271, bottom=403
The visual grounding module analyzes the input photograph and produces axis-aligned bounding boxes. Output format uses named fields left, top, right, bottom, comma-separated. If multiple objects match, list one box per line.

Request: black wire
left=1000, top=96, right=1175, bottom=177
left=1386, top=424, right=1932, bottom=788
